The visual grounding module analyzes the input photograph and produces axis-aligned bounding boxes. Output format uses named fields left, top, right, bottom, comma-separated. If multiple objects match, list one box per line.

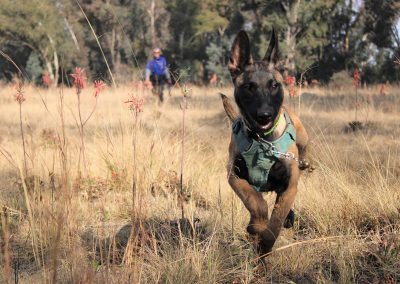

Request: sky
left=397, top=20, right=400, bottom=42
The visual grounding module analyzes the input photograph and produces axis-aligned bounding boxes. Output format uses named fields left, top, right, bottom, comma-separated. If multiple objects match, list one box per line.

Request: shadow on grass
left=82, top=217, right=208, bottom=265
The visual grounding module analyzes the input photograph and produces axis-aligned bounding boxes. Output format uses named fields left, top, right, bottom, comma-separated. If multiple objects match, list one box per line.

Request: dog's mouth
left=244, top=115, right=274, bottom=132
left=256, top=119, right=273, bottom=130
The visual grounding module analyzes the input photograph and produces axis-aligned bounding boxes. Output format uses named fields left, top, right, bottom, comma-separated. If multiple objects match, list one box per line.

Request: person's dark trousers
left=150, top=74, right=167, bottom=102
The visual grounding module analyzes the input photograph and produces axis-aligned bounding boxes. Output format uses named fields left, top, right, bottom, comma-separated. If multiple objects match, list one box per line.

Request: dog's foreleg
left=227, top=139, right=271, bottom=255
left=294, top=118, right=311, bottom=171
left=284, top=108, right=312, bottom=170
left=294, top=118, right=309, bottom=164
left=296, top=131, right=315, bottom=172
left=227, top=139, right=269, bottom=236
left=228, top=175, right=269, bottom=235
left=259, top=163, right=299, bottom=255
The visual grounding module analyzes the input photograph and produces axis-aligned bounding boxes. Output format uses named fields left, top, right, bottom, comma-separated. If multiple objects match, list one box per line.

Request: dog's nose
left=257, top=112, right=272, bottom=121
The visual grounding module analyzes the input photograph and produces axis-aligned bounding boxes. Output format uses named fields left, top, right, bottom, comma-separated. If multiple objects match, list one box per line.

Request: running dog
left=220, top=29, right=311, bottom=257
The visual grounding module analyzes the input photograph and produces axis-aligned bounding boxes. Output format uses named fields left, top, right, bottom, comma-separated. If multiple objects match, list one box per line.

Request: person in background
left=145, top=47, right=172, bottom=103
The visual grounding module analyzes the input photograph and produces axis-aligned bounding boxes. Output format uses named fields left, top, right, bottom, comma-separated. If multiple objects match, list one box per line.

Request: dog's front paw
left=247, top=221, right=268, bottom=236
left=298, top=159, right=309, bottom=170
left=299, top=159, right=316, bottom=172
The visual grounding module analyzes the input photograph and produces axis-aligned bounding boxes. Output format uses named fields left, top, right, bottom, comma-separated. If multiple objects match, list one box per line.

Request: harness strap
left=232, top=110, right=296, bottom=192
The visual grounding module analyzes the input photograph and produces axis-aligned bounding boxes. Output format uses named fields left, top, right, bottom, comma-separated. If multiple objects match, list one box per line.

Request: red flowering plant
left=70, top=66, right=107, bottom=172
left=86, top=79, right=106, bottom=120
left=125, top=94, right=144, bottom=115
left=70, top=67, right=86, bottom=94
left=283, top=74, right=299, bottom=113
left=93, top=80, right=106, bottom=98
left=284, top=75, right=296, bottom=87
left=42, top=72, right=52, bottom=88
left=353, top=68, right=361, bottom=121
left=352, top=68, right=360, bottom=88
left=283, top=75, right=298, bottom=97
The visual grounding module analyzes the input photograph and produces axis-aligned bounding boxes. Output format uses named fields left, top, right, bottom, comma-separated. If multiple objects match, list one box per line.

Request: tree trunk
left=284, top=0, right=301, bottom=73
left=64, top=17, right=80, bottom=51
left=114, top=32, right=121, bottom=75
left=47, top=34, right=58, bottom=86
left=285, top=26, right=296, bottom=72
left=109, top=26, right=116, bottom=73
left=105, top=22, right=121, bottom=76
left=148, top=0, right=156, bottom=48
left=343, top=0, right=353, bottom=71
left=45, top=58, right=54, bottom=82
left=53, top=50, right=59, bottom=87
left=179, top=31, right=185, bottom=60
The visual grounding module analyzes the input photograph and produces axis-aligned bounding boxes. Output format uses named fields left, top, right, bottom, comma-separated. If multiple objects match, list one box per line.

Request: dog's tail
left=219, top=93, right=238, bottom=122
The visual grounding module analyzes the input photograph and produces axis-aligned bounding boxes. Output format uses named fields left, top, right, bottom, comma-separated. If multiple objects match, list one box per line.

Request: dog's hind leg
left=283, top=208, right=295, bottom=229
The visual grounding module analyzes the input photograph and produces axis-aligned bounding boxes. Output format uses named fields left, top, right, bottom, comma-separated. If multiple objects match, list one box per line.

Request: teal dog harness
left=232, top=110, right=296, bottom=192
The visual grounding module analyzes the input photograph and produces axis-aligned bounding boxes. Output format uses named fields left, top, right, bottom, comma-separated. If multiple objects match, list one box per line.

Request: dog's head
left=229, top=30, right=284, bottom=134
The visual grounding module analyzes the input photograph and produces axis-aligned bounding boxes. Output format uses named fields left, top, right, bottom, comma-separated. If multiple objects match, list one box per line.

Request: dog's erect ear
left=229, top=30, right=253, bottom=80
left=263, top=28, right=279, bottom=65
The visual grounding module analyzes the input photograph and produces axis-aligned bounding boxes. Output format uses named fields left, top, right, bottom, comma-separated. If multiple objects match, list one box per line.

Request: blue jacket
left=145, top=56, right=170, bottom=80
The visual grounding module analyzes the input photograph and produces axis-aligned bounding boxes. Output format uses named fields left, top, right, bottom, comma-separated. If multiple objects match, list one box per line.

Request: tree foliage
left=0, top=0, right=399, bottom=84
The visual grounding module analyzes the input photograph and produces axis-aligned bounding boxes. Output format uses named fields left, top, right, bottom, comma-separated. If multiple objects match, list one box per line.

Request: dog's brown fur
left=221, top=30, right=310, bottom=257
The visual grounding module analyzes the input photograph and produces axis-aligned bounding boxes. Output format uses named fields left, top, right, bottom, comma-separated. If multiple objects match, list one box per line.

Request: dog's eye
left=270, top=81, right=280, bottom=90
left=241, top=82, right=257, bottom=92
left=241, top=83, right=251, bottom=89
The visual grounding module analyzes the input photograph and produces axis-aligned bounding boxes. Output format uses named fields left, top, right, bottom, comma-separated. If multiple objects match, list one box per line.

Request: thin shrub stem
left=19, top=103, right=28, bottom=177
left=77, top=90, right=87, bottom=172
left=180, top=92, right=188, bottom=220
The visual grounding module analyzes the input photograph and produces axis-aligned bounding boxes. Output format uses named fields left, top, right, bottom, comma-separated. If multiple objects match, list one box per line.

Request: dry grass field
left=0, top=83, right=399, bottom=283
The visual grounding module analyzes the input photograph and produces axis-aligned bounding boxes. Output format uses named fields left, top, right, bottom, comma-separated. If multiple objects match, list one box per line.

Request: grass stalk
left=18, top=102, right=28, bottom=177
left=51, top=213, right=62, bottom=284
left=51, top=69, right=69, bottom=283
left=355, top=84, right=358, bottom=121
left=59, top=69, right=68, bottom=191
left=1, top=207, right=11, bottom=284
left=125, top=92, right=144, bottom=241
left=77, top=90, right=87, bottom=172
left=179, top=91, right=188, bottom=220
left=132, top=112, right=139, bottom=222
left=18, top=163, right=40, bottom=268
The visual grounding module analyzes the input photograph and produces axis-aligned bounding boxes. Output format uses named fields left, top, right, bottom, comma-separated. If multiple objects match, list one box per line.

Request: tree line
left=0, top=0, right=399, bottom=86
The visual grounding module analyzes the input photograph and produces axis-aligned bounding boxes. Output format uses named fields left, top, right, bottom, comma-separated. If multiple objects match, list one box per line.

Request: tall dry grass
left=0, top=84, right=399, bottom=283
